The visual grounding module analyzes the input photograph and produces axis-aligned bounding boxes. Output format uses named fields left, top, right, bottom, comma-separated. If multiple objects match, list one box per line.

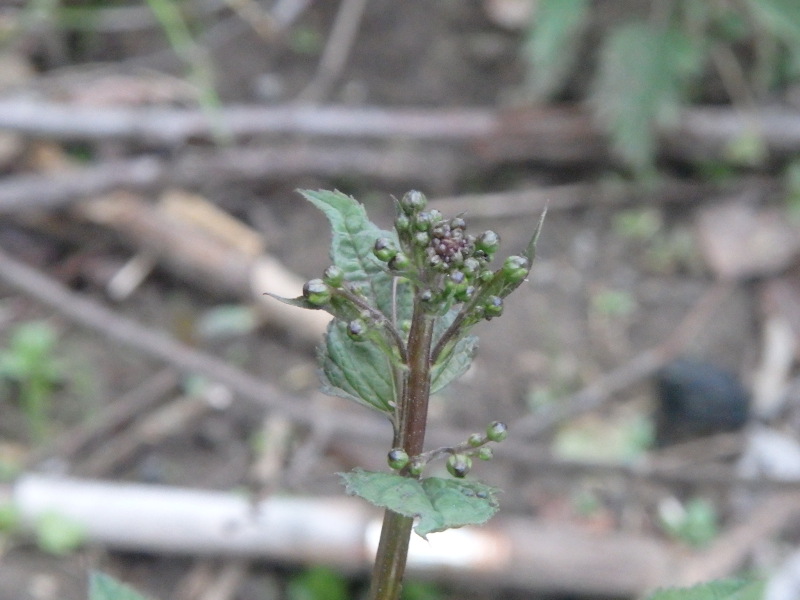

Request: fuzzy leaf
left=340, top=469, right=500, bottom=538
left=591, top=23, right=703, bottom=170
left=645, top=579, right=764, bottom=600
left=431, top=334, right=478, bottom=395
left=89, top=572, right=154, bottom=600
left=318, top=321, right=395, bottom=414
left=523, top=0, right=590, bottom=99
left=300, top=189, right=410, bottom=319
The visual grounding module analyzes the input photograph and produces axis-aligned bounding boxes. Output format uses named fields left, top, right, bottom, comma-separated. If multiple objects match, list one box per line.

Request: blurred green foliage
left=0, top=320, right=64, bottom=442
left=524, top=0, right=800, bottom=171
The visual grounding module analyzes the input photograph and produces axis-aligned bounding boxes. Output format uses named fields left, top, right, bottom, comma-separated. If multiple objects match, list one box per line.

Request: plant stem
left=370, top=296, right=435, bottom=600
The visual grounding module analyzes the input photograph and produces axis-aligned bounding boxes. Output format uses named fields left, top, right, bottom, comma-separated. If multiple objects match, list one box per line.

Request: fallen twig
left=0, top=145, right=461, bottom=214
left=2, top=100, right=800, bottom=162
left=8, top=473, right=675, bottom=597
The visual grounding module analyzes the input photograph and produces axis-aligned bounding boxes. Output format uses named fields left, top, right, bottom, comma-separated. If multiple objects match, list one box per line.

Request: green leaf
left=645, top=578, right=764, bottom=600
left=318, top=321, right=395, bottom=414
left=431, top=334, right=478, bottom=394
left=89, top=572, right=154, bottom=600
left=339, top=469, right=500, bottom=538
left=300, top=189, right=410, bottom=320
left=523, top=0, right=590, bottom=99
left=591, top=23, right=704, bottom=170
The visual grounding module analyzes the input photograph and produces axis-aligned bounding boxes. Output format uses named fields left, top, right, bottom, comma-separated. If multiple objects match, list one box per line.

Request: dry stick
left=512, top=280, right=736, bottom=440
left=297, top=0, right=369, bottom=103
left=0, top=100, right=597, bottom=160
left=4, top=101, right=800, bottom=159
left=0, top=246, right=391, bottom=444
left=0, top=145, right=460, bottom=214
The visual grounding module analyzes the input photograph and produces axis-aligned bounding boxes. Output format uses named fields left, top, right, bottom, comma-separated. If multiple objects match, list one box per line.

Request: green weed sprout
left=269, top=190, right=544, bottom=600
left=0, top=320, right=64, bottom=442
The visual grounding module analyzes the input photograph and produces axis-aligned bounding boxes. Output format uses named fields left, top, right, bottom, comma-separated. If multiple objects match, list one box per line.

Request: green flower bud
left=476, top=230, right=500, bottom=255
left=400, top=190, right=427, bottom=214
left=407, top=457, right=425, bottom=476
left=455, top=284, right=475, bottom=302
left=373, top=238, right=397, bottom=262
left=450, top=216, right=467, bottom=230
left=414, top=231, right=430, bottom=246
left=388, top=252, right=410, bottom=271
left=415, top=211, right=433, bottom=231
left=322, top=265, right=344, bottom=287
left=502, top=255, right=529, bottom=283
left=462, top=257, right=481, bottom=275
left=387, top=448, right=410, bottom=470
left=477, top=447, right=494, bottom=461
left=347, top=319, right=367, bottom=340
left=467, top=433, right=484, bottom=447
left=303, top=279, right=331, bottom=306
left=446, top=454, right=472, bottom=478
left=394, top=214, right=411, bottom=233
left=484, top=295, right=504, bottom=319
left=486, top=421, right=508, bottom=443
left=478, top=270, right=494, bottom=283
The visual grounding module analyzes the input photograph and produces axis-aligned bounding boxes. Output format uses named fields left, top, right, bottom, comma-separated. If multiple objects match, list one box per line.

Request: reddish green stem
left=369, top=297, right=434, bottom=600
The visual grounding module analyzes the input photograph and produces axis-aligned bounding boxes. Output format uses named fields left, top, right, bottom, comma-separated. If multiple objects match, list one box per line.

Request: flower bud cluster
left=391, top=421, right=509, bottom=478
left=392, top=190, right=528, bottom=319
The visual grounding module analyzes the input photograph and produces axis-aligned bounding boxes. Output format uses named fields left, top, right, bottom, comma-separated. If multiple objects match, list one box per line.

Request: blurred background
left=1, top=1, right=800, bottom=599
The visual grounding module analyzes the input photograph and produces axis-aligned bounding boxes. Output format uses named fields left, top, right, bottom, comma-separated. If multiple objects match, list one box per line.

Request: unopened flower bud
left=303, top=279, right=331, bottom=306
left=347, top=319, right=367, bottom=340
left=486, top=421, right=508, bottom=442
left=322, top=265, right=344, bottom=287
left=447, top=454, right=472, bottom=478
left=387, top=448, right=410, bottom=470
left=476, top=230, right=500, bottom=255
left=400, top=190, right=427, bottom=214
left=373, top=238, right=397, bottom=262
left=502, top=255, right=529, bottom=283
left=484, top=295, right=504, bottom=319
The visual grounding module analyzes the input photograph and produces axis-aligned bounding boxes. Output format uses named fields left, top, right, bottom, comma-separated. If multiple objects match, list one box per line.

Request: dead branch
left=0, top=145, right=461, bottom=214
left=0, top=100, right=600, bottom=162
left=8, top=473, right=676, bottom=597
left=2, top=100, right=800, bottom=161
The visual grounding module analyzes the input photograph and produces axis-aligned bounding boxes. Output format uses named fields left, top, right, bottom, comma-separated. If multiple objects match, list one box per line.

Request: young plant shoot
left=270, top=190, right=544, bottom=600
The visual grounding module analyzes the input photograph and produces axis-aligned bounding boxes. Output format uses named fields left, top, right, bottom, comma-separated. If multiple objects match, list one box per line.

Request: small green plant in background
left=524, top=0, right=800, bottom=172
left=659, top=496, right=719, bottom=549
left=0, top=320, right=64, bottom=442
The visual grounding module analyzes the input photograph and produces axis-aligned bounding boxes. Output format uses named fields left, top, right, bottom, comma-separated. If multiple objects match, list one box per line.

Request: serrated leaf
left=339, top=469, right=500, bottom=538
left=591, top=23, right=703, bottom=170
left=645, top=578, right=764, bottom=600
left=89, top=572, right=154, bottom=600
left=431, top=334, right=478, bottom=394
left=523, top=0, right=590, bottom=99
left=318, top=321, right=395, bottom=414
left=300, top=189, right=410, bottom=319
